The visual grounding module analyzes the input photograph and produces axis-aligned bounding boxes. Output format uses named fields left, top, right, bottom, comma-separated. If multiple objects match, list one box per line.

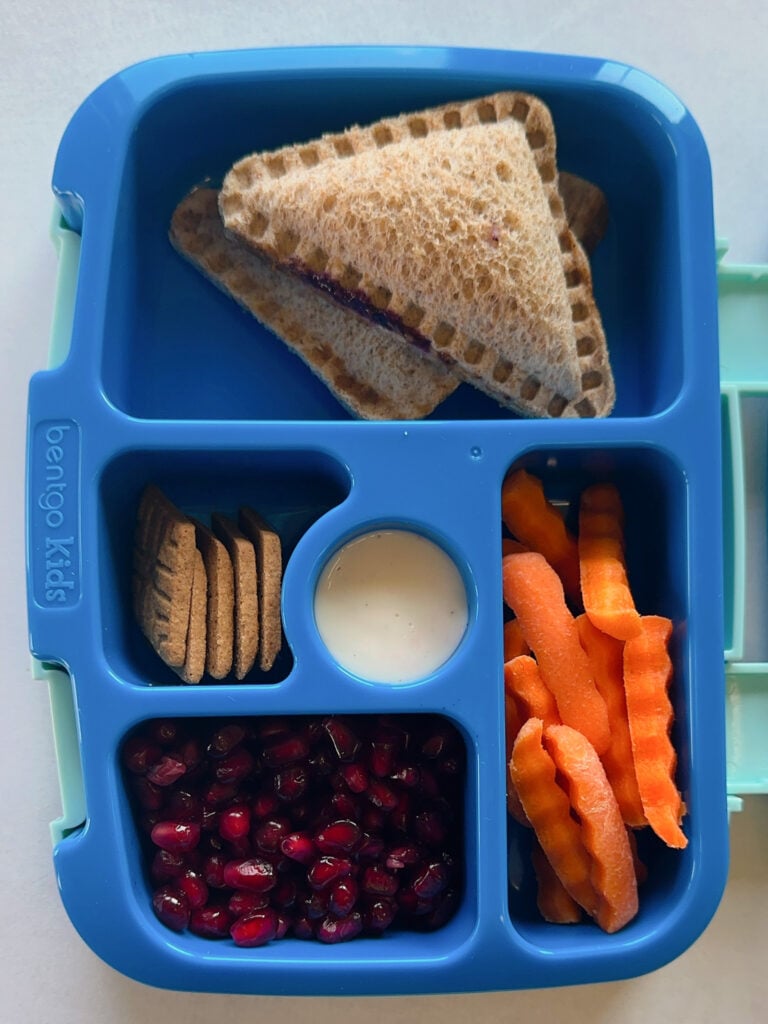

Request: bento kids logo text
left=33, top=421, right=81, bottom=606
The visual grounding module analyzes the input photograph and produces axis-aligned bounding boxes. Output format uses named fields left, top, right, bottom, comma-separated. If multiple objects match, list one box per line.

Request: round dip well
left=314, top=529, right=468, bottom=683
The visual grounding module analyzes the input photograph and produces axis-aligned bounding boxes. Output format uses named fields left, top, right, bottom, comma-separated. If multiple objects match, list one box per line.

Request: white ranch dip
left=314, top=529, right=468, bottom=683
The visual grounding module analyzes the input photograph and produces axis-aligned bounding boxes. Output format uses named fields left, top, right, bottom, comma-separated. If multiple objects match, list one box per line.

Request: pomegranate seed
left=355, top=832, right=385, bottom=863
left=252, top=792, right=280, bottom=818
left=150, top=848, right=187, bottom=884
left=271, top=876, right=298, bottom=910
left=262, top=733, right=309, bottom=767
left=254, top=817, right=291, bottom=853
left=367, top=779, right=398, bottom=811
left=412, top=860, right=450, bottom=900
left=437, top=756, right=462, bottom=777
left=147, top=756, right=187, bottom=787
left=223, top=858, right=276, bottom=893
left=363, top=896, right=398, bottom=932
left=323, top=717, right=361, bottom=761
left=307, top=750, right=335, bottom=777
left=389, top=764, right=420, bottom=788
left=255, top=718, right=291, bottom=741
left=329, top=790, right=360, bottom=820
left=414, top=808, right=448, bottom=848
left=369, top=735, right=398, bottom=778
left=207, top=723, right=246, bottom=758
left=151, top=821, right=201, bottom=853
left=152, top=885, right=190, bottom=931
left=189, top=904, right=232, bottom=938
left=177, top=869, right=209, bottom=909
left=421, top=726, right=455, bottom=759
left=301, top=890, right=330, bottom=920
left=228, top=891, right=269, bottom=916
left=339, top=762, right=369, bottom=793
left=329, top=877, right=358, bottom=917
left=280, top=832, right=316, bottom=865
left=307, top=856, right=352, bottom=892
left=204, top=781, right=239, bottom=807
left=131, top=776, right=164, bottom=810
left=230, top=909, right=279, bottom=947
left=275, top=912, right=291, bottom=939
left=219, top=805, right=251, bottom=842
left=273, top=765, right=307, bottom=802
left=165, top=788, right=202, bottom=823
left=149, top=719, right=180, bottom=747
left=215, top=748, right=255, bottom=784
left=202, top=852, right=228, bottom=889
left=314, top=819, right=361, bottom=854
left=177, top=736, right=204, bottom=771
left=225, top=835, right=254, bottom=859
left=397, top=885, right=436, bottom=916
left=316, top=911, right=363, bottom=943
left=386, top=843, right=421, bottom=870
left=123, top=736, right=163, bottom=775
left=422, top=888, right=460, bottom=930
left=360, top=806, right=386, bottom=833
left=292, top=915, right=314, bottom=939
left=361, top=864, right=399, bottom=896
left=388, top=791, right=412, bottom=833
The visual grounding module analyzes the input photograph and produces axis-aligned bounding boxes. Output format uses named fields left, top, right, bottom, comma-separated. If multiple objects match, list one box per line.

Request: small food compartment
left=499, top=448, right=697, bottom=948
left=312, top=525, right=471, bottom=685
left=119, top=713, right=476, bottom=960
left=99, top=447, right=351, bottom=685
left=79, top=59, right=694, bottom=422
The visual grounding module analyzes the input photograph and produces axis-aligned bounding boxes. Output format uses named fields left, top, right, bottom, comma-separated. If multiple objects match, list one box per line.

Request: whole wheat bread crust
left=170, top=189, right=457, bottom=419
left=220, top=92, right=614, bottom=419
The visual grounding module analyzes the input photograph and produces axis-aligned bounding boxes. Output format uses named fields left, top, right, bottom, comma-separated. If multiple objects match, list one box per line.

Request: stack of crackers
left=132, top=485, right=283, bottom=683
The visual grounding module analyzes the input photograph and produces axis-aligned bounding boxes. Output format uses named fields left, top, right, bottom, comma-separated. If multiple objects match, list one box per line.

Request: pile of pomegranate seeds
left=123, top=714, right=464, bottom=946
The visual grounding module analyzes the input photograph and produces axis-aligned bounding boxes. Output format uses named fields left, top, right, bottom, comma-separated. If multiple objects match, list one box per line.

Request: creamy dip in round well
left=314, top=529, right=468, bottom=684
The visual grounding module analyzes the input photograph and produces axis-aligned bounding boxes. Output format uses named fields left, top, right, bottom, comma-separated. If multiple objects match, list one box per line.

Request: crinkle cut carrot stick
left=625, top=827, right=648, bottom=885
left=504, top=692, right=529, bottom=826
left=502, top=538, right=528, bottom=558
left=579, top=483, right=642, bottom=641
left=544, top=724, right=639, bottom=934
left=504, top=656, right=559, bottom=728
left=503, top=552, right=610, bottom=755
left=576, top=614, right=646, bottom=827
left=509, top=718, right=598, bottom=916
left=531, top=837, right=583, bottom=924
left=503, top=618, right=530, bottom=660
left=501, top=469, right=581, bottom=606
left=623, top=615, right=687, bottom=849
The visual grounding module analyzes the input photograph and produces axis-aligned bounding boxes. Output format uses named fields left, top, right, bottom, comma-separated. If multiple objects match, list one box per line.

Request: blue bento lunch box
left=25, top=46, right=728, bottom=995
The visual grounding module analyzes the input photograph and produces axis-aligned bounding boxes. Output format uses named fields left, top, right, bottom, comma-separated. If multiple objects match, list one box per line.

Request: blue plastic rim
left=26, top=46, right=727, bottom=995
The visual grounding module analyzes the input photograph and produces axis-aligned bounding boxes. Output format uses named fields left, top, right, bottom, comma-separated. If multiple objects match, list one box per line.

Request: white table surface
left=2, top=3, right=767, bottom=1020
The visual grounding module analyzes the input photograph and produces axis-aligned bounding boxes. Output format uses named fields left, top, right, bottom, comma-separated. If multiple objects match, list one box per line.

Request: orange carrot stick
left=502, top=538, right=529, bottom=558
left=623, top=616, right=687, bottom=849
left=504, top=693, right=529, bottom=825
left=625, top=827, right=648, bottom=886
left=578, top=483, right=642, bottom=641
left=509, top=718, right=598, bottom=916
left=576, top=614, right=646, bottom=827
left=504, top=656, right=559, bottom=728
left=531, top=838, right=583, bottom=924
left=503, top=618, right=530, bottom=660
left=503, top=552, right=610, bottom=754
left=501, top=469, right=581, bottom=606
left=544, top=724, right=639, bottom=933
